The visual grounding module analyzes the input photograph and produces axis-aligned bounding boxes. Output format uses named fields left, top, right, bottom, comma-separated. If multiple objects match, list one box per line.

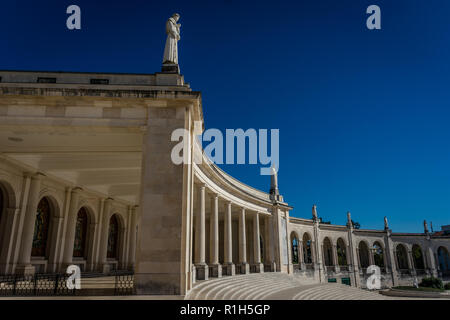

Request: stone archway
left=412, top=244, right=425, bottom=272
left=302, top=233, right=313, bottom=265
left=437, top=246, right=450, bottom=276
left=290, top=232, right=299, bottom=264
left=337, top=238, right=347, bottom=267
left=373, top=241, right=384, bottom=268
left=358, top=241, right=370, bottom=269
left=396, top=244, right=409, bottom=271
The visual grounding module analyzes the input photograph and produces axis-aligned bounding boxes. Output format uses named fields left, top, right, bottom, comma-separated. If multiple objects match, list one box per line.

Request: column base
left=195, top=263, right=209, bottom=281
left=335, top=266, right=341, bottom=273
left=101, top=263, right=112, bottom=274
left=222, top=263, right=235, bottom=276
left=251, top=263, right=264, bottom=273
left=15, top=264, right=35, bottom=275
left=240, top=262, right=250, bottom=275
left=264, top=261, right=276, bottom=272
left=209, top=264, right=222, bottom=278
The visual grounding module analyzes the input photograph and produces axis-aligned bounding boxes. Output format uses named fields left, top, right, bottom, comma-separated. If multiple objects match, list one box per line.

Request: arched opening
left=412, top=244, right=425, bottom=272
left=31, top=197, right=52, bottom=257
left=303, top=233, right=312, bottom=265
left=73, top=207, right=89, bottom=259
left=437, top=246, right=450, bottom=276
left=290, top=232, right=298, bottom=264
left=107, top=214, right=119, bottom=259
left=358, top=241, right=370, bottom=269
left=323, top=237, right=333, bottom=267
left=337, top=238, right=347, bottom=266
left=396, top=244, right=409, bottom=271
left=373, top=241, right=384, bottom=269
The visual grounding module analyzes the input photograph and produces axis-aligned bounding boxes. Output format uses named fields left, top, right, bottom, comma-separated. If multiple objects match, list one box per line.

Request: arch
left=302, top=232, right=313, bottom=264
left=437, top=246, right=450, bottom=272
left=358, top=241, right=370, bottom=268
left=336, top=238, right=347, bottom=266
left=396, top=244, right=409, bottom=270
left=107, top=214, right=119, bottom=259
left=323, top=237, right=333, bottom=266
left=373, top=241, right=384, bottom=268
left=412, top=244, right=425, bottom=270
left=31, top=197, right=52, bottom=257
left=290, top=232, right=299, bottom=264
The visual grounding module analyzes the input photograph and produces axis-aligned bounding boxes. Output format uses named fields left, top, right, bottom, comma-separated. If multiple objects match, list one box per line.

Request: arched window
left=323, top=237, right=333, bottom=266
left=437, top=246, right=450, bottom=272
left=337, top=238, right=347, bottom=266
left=303, top=233, right=312, bottom=264
left=32, top=198, right=51, bottom=257
left=291, top=233, right=298, bottom=264
left=358, top=241, right=370, bottom=268
left=396, top=244, right=409, bottom=270
left=412, top=244, right=425, bottom=270
left=73, top=207, right=89, bottom=258
left=107, top=214, right=119, bottom=259
left=373, top=242, right=384, bottom=268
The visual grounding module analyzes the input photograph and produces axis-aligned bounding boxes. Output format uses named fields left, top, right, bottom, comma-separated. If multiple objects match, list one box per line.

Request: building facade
left=0, top=69, right=449, bottom=296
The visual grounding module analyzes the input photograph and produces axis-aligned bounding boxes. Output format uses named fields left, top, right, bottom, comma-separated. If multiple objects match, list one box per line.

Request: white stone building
left=0, top=67, right=448, bottom=296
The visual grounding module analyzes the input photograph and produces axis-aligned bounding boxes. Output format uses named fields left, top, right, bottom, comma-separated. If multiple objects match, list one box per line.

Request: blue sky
left=2, top=0, right=450, bottom=232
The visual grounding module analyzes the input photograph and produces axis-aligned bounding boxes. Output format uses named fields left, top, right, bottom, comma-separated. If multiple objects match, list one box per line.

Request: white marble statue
left=312, top=205, right=318, bottom=220
left=270, top=166, right=278, bottom=193
left=384, top=216, right=389, bottom=230
left=424, top=220, right=429, bottom=233
left=163, top=13, right=181, bottom=65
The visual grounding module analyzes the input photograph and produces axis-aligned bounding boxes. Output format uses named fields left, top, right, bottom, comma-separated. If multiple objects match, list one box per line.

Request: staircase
left=185, top=273, right=391, bottom=300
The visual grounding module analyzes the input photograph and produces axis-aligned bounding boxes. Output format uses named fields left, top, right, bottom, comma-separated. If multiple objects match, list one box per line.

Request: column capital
left=72, top=187, right=83, bottom=194
left=24, top=172, right=46, bottom=180
left=197, top=182, right=206, bottom=189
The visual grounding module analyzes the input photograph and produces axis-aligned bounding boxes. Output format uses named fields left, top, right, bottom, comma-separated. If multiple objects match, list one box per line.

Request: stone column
left=264, top=215, right=276, bottom=272
left=333, top=245, right=340, bottom=273
left=408, top=249, right=416, bottom=276
left=135, top=105, right=195, bottom=295
left=298, top=239, right=305, bottom=270
left=368, top=247, right=375, bottom=266
left=194, top=184, right=208, bottom=280
left=223, top=201, right=235, bottom=275
left=98, top=198, right=113, bottom=273
left=62, top=188, right=82, bottom=268
left=127, top=206, right=138, bottom=270
left=209, top=194, right=221, bottom=277
left=238, top=207, right=249, bottom=274
left=16, top=173, right=44, bottom=275
left=252, top=213, right=263, bottom=273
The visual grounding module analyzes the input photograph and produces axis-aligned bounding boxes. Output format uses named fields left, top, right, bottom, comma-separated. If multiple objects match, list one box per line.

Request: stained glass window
left=32, top=198, right=51, bottom=257
left=107, top=214, right=119, bottom=259
left=73, top=208, right=88, bottom=258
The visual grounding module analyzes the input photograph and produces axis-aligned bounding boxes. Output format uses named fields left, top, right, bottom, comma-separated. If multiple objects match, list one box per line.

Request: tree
left=351, top=220, right=361, bottom=229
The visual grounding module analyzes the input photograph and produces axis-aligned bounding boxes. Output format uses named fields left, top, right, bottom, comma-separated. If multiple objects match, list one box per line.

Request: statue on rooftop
left=163, top=13, right=181, bottom=65
left=384, top=216, right=389, bottom=230
left=312, top=204, right=318, bottom=221
left=424, top=220, right=429, bottom=234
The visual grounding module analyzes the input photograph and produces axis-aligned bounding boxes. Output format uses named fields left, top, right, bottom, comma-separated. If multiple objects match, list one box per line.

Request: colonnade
left=193, top=183, right=277, bottom=281
left=0, top=173, right=138, bottom=275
